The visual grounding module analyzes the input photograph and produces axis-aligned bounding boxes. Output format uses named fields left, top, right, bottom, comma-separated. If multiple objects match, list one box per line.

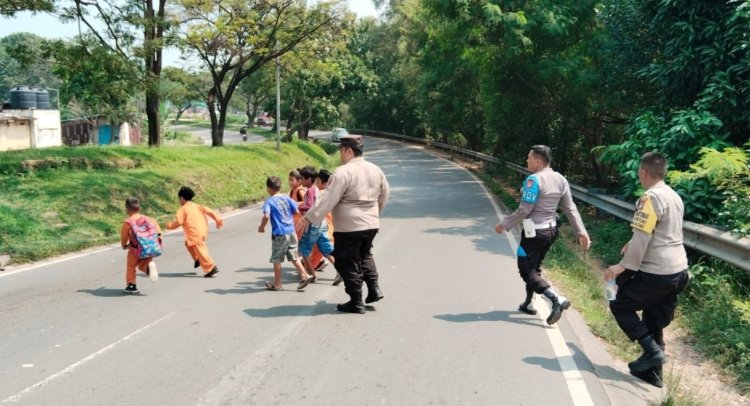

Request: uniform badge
left=631, top=194, right=657, bottom=234
left=521, top=175, right=539, bottom=204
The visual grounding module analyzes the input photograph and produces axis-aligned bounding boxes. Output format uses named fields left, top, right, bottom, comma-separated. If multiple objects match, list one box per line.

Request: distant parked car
left=254, top=117, right=273, bottom=126
left=331, top=127, right=349, bottom=142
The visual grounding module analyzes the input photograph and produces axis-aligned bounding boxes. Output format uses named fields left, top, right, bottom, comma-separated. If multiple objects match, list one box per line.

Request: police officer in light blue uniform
left=496, top=145, right=591, bottom=325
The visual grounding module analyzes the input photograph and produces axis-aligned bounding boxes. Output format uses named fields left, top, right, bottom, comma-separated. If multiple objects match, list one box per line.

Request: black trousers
left=332, top=229, right=379, bottom=301
left=609, top=269, right=689, bottom=343
left=517, top=227, right=558, bottom=294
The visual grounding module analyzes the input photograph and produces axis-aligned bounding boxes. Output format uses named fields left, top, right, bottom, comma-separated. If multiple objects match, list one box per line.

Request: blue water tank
left=35, top=88, right=51, bottom=109
left=9, top=86, right=37, bottom=109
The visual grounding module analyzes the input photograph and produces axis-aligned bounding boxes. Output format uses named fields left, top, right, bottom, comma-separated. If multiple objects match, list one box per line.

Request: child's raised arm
left=201, top=205, right=224, bottom=229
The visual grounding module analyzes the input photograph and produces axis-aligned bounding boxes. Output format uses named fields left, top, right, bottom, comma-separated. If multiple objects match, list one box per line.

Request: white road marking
left=1, top=313, right=174, bottom=405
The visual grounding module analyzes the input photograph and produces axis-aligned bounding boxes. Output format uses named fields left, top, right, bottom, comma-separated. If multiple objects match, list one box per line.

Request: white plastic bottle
left=605, top=279, right=618, bottom=301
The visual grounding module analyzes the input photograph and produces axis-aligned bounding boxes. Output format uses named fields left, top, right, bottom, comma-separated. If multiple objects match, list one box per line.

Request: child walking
left=297, top=166, right=325, bottom=278
left=121, top=196, right=162, bottom=294
left=298, top=168, right=336, bottom=283
left=316, top=170, right=342, bottom=285
left=165, top=186, right=223, bottom=277
left=259, top=176, right=312, bottom=291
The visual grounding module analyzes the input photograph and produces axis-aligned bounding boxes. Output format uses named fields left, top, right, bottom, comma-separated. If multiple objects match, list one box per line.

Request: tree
left=346, top=13, right=422, bottom=137
left=177, top=0, right=346, bottom=146
left=598, top=0, right=750, bottom=194
left=45, top=36, right=141, bottom=127
left=234, top=65, right=275, bottom=127
left=0, top=0, right=53, bottom=15
left=161, top=66, right=202, bottom=123
left=58, top=0, right=171, bottom=146
left=0, top=33, right=60, bottom=103
left=278, top=16, right=376, bottom=140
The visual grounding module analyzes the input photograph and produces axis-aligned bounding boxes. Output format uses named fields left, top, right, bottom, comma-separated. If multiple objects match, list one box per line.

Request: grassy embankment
left=0, top=140, right=335, bottom=264
left=482, top=163, right=750, bottom=403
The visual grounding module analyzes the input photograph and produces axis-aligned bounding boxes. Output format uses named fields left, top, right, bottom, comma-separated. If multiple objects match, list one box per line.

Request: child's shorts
left=298, top=223, right=334, bottom=257
left=270, top=233, right=299, bottom=263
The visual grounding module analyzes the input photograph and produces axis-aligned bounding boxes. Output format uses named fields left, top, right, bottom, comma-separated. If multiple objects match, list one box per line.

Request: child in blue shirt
left=258, top=176, right=312, bottom=291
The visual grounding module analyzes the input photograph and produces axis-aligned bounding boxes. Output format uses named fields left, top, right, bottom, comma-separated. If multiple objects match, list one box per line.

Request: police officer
left=604, top=152, right=689, bottom=387
left=495, top=145, right=590, bottom=325
left=297, top=135, right=390, bottom=314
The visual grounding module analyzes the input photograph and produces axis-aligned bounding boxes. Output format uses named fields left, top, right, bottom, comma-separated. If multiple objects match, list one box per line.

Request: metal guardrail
left=353, top=128, right=750, bottom=272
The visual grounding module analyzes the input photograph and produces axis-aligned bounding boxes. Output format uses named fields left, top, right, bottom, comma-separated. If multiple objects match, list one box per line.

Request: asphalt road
left=0, top=137, right=658, bottom=405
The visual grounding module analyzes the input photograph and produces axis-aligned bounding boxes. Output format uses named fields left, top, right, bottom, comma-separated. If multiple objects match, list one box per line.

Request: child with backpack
left=165, top=186, right=223, bottom=277
left=121, top=196, right=162, bottom=294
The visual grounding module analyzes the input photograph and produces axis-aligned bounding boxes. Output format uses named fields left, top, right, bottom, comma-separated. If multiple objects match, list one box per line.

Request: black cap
left=339, top=135, right=363, bottom=149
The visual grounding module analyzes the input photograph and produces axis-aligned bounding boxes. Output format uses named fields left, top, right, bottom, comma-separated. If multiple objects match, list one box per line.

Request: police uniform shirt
left=500, top=167, right=588, bottom=237
left=620, top=181, right=688, bottom=275
left=304, top=156, right=390, bottom=233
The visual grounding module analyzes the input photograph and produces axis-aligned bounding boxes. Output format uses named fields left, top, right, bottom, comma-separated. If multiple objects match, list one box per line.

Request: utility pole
left=275, top=53, right=281, bottom=151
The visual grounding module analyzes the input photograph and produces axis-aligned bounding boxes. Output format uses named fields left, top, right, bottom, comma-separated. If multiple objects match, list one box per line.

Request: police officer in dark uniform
left=495, top=145, right=591, bottom=325
left=604, top=152, right=690, bottom=387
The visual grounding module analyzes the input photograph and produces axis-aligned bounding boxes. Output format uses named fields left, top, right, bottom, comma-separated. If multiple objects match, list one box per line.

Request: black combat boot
left=629, top=365, right=663, bottom=388
left=365, top=284, right=384, bottom=304
left=337, top=292, right=365, bottom=314
left=543, top=287, right=570, bottom=325
left=628, top=335, right=666, bottom=372
left=518, top=288, right=537, bottom=315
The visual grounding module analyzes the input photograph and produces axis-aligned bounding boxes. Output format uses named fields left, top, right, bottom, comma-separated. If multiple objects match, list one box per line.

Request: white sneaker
left=148, top=262, right=159, bottom=282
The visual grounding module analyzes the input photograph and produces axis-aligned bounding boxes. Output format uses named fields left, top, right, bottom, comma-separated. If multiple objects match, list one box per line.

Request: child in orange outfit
left=165, top=186, right=224, bottom=277
left=121, top=196, right=161, bottom=294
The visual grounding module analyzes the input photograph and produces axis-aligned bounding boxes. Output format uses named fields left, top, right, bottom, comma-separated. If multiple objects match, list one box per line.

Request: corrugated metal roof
left=0, top=113, right=34, bottom=123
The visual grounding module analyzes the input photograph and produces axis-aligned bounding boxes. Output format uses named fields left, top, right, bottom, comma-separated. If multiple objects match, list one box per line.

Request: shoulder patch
left=631, top=194, right=658, bottom=234
left=521, top=175, right=540, bottom=204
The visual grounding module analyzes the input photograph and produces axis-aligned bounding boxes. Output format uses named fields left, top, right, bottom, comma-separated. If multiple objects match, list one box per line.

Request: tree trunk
left=143, top=0, right=166, bottom=147
left=245, top=98, right=254, bottom=127
left=145, top=92, right=161, bottom=146
left=207, top=96, right=224, bottom=147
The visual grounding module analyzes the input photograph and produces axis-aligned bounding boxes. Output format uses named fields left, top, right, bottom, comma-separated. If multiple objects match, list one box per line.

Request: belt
left=534, top=221, right=557, bottom=230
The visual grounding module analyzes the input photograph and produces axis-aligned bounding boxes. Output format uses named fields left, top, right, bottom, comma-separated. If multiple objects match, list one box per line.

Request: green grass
left=0, top=140, right=335, bottom=263
left=250, top=127, right=277, bottom=139
left=681, top=259, right=750, bottom=392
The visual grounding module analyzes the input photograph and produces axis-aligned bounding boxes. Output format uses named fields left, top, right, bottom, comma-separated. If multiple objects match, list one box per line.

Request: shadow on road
left=158, top=272, right=200, bottom=278
left=235, top=267, right=269, bottom=273
left=433, top=310, right=543, bottom=328
left=77, top=287, right=144, bottom=297
left=244, top=300, right=340, bottom=317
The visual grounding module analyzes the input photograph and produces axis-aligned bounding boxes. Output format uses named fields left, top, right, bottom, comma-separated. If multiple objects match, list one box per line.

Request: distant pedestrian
left=298, top=135, right=390, bottom=313
left=259, top=176, right=313, bottom=291
left=604, top=152, right=689, bottom=388
left=121, top=196, right=162, bottom=294
left=495, top=145, right=590, bottom=325
left=165, top=186, right=223, bottom=277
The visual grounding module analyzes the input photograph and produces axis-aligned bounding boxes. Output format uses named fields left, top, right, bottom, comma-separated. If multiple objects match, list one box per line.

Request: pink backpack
left=127, top=216, right=163, bottom=259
